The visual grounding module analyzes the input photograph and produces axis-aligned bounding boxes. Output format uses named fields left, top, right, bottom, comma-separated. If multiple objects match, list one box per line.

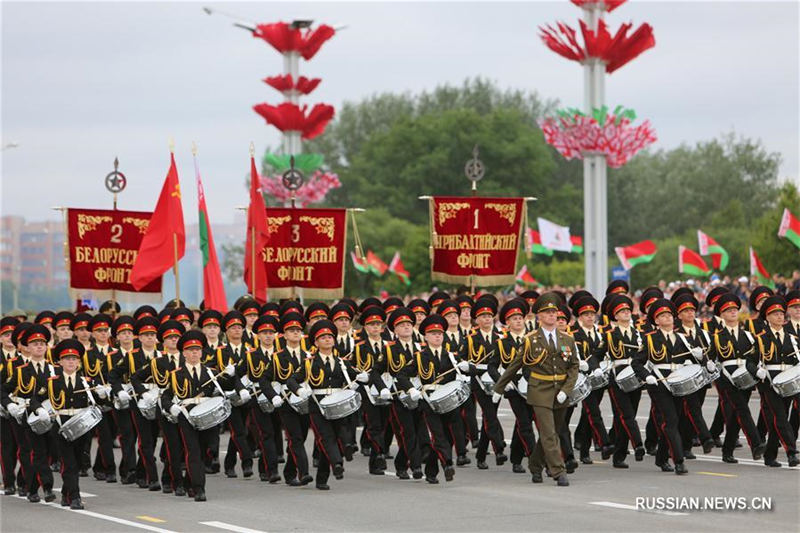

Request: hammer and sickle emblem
left=171, top=184, right=181, bottom=199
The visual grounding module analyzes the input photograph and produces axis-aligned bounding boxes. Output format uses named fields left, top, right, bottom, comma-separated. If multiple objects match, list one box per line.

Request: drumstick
left=432, top=350, right=494, bottom=385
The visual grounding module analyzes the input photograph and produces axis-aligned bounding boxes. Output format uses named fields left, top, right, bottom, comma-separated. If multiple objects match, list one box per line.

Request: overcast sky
left=2, top=1, right=798, bottom=226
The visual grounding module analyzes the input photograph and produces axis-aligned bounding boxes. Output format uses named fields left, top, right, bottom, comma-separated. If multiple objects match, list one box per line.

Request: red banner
left=430, top=197, right=526, bottom=286
left=67, top=208, right=161, bottom=299
left=259, top=208, right=347, bottom=299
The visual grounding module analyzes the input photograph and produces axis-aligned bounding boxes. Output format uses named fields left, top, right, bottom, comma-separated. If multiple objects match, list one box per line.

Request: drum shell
left=188, top=397, right=232, bottom=431
left=58, top=406, right=102, bottom=441
left=772, top=366, right=800, bottom=397
left=567, top=374, right=591, bottom=406
left=730, top=367, right=757, bottom=391
left=666, top=365, right=706, bottom=397
left=27, top=400, right=54, bottom=435
left=319, top=389, right=361, bottom=420
left=615, top=366, right=644, bottom=393
left=427, top=381, right=470, bottom=414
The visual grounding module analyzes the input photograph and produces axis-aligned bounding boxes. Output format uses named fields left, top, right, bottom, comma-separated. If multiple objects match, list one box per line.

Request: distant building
left=1, top=215, right=66, bottom=289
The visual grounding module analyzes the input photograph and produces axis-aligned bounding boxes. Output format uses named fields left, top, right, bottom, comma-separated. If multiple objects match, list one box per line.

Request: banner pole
left=173, top=233, right=180, bottom=305
left=251, top=225, right=256, bottom=300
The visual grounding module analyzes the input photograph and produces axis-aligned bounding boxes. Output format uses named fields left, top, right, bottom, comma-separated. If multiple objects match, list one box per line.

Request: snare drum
left=772, top=365, right=800, bottom=397
left=288, top=390, right=310, bottom=415
left=567, top=374, right=591, bottom=406
left=188, top=397, right=231, bottom=431
left=367, top=373, right=395, bottom=406
left=59, top=406, right=102, bottom=441
left=257, top=383, right=283, bottom=413
left=730, top=367, right=757, bottom=391
left=319, top=389, right=362, bottom=420
left=666, top=364, right=706, bottom=397
left=479, top=372, right=495, bottom=396
left=702, top=363, right=720, bottom=385
left=27, top=400, right=54, bottom=435
left=588, top=360, right=612, bottom=390
left=426, top=381, right=471, bottom=414
left=615, top=366, right=644, bottom=393
left=136, top=394, right=159, bottom=421
left=114, top=384, right=134, bottom=410
left=396, top=377, right=422, bottom=410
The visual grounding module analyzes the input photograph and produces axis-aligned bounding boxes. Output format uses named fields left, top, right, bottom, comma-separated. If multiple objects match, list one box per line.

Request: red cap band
left=314, top=327, right=334, bottom=340
left=59, top=348, right=80, bottom=358
left=652, top=306, right=672, bottom=319
left=677, top=301, right=696, bottom=313
left=719, top=301, right=738, bottom=314
left=309, top=309, right=328, bottom=320
left=162, top=328, right=181, bottom=338
left=764, top=303, right=785, bottom=316
left=182, top=340, right=203, bottom=349
left=612, top=302, right=631, bottom=316
left=91, top=321, right=109, bottom=331
left=423, top=323, right=445, bottom=334
left=256, top=323, right=276, bottom=333
left=27, top=333, right=47, bottom=343
left=410, top=306, right=426, bottom=314
left=363, top=315, right=383, bottom=325
left=74, top=320, right=89, bottom=330
left=392, top=315, right=413, bottom=327
left=332, top=311, right=351, bottom=321
left=475, top=307, right=493, bottom=317
left=138, top=325, right=157, bottom=334
left=283, top=320, right=302, bottom=330
left=577, top=304, right=596, bottom=316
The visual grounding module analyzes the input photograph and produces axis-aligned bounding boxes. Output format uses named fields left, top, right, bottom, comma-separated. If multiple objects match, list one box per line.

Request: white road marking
left=590, top=500, right=688, bottom=516
left=200, top=521, right=268, bottom=533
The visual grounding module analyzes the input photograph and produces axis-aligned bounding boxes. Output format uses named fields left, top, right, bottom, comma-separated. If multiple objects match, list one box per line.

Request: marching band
left=1, top=283, right=799, bottom=505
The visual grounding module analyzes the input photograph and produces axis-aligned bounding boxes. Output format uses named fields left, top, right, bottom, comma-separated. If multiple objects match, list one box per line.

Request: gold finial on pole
left=191, top=141, right=198, bottom=156
left=249, top=142, right=255, bottom=157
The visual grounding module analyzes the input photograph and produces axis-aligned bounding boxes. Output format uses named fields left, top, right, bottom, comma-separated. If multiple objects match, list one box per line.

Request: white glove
left=380, top=388, right=391, bottom=401
left=556, top=391, right=567, bottom=404
left=239, top=389, right=251, bottom=403
left=492, top=392, right=503, bottom=404
left=271, top=395, right=284, bottom=408
left=684, top=360, right=695, bottom=366
left=756, top=367, right=768, bottom=380
left=592, top=368, right=604, bottom=379
left=579, top=360, right=589, bottom=372
left=408, top=388, right=421, bottom=401
left=224, top=363, right=235, bottom=376
left=505, top=382, right=515, bottom=392
left=706, top=361, right=716, bottom=373
left=356, top=372, right=370, bottom=383
left=169, top=405, right=181, bottom=418
left=299, top=387, right=312, bottom=399
left=348, top=381, right=360, bottom=390
left=96, top=385, right=108, bottom=399
left=457, top=360, right=470, bottom=372
left=35, top=407, right=48, bottom=418
left=143, top=389, right=158, bottom=401
left=7, top=403, right=21, bottom=417
left=690, top=347, right=703, bottom=361
left=117, top=390, right=131, bottom=402
left=645, top=375, right=658, bottom=385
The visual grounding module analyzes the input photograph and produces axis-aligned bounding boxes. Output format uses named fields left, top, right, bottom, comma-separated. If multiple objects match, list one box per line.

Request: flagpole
left=173, top=232, right=180, bottom=305
left=251, top=225, right=256, bottom=300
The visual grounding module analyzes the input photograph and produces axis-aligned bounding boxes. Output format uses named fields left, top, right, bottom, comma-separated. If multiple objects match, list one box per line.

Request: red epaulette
left=643, top=330, right=657, bottom=336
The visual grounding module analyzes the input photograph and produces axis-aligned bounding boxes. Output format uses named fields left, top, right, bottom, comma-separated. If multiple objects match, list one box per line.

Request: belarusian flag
left=697, top=230, right=729, bottom=271
left=195, top=155, right=227, bottom=312
left=678, top=245, right=711, bottom=277
left=570, top=235, right=583, bottom=254
left=388, top=251, right=411, bottom=286
left=526, top=228, right=553, bottom=256
left=615, top=240, right=657, bottom=270
left=515, top=265, right=537, bottom=286
left=749, top=247, right=775, bottom=288
left=778, top=208, right=800, bottom=250
left=351, top=251, right=369, bottom=274
left=366, top=250, right=388, bottom=276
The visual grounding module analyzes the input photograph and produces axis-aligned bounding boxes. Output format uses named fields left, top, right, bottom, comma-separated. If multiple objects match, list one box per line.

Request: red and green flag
left=778, top=208, right=800, bottom=250
left=697, top=230, right=729, bottom=271
left=365, top=250, right=388, bottom=276
left=749, top=247, right=775, bottom=288
left=678, top=245, right=711, bottom=277
left=515, top=265, right=538, bottom=286
left=615, top=240, right=657, bottom=270
left=388, top=251, right=411, bottom=286
left=570, top=235, right=583, bottom=254
left=351, top=251, right=370, bottom=274
left=526, top=228, right=553, bottom=256
left=195, top=155, right=227, bottom=312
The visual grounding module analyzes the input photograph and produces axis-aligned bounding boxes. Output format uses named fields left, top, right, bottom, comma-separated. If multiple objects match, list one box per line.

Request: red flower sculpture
left=570, top=0, right=626, bottom=12
left=259, top=170, right=342, bottom=207
left=253, top=22, right=336, bottom=60
left=540, top=18, right=655, bottom=73
left=263, top=75, right=322, bottom=95
left=253, top=102, right=335, bottom=140
left=538, top=106, right=657, bottom=168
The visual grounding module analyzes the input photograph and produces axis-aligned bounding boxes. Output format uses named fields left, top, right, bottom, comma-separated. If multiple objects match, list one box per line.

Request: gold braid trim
left=306, top=359, right=324, bottom=387
left=648, top=334, right=666, bottom=362
left=171, top=372, right=189, bottom=399
left=713, top=334, right=734, bottom=361
left=151, top=358, right=170, bottom=387
left=128, top=352, right=138, bottom=376
left=387, top=345, right=406, bottom=373
left=275, top=353, right=293, bottom=381
left=82, top=354, right=102, bottom=378
left=758, top=336, right=775, bottom=363
left=416, top=352, right=434, bottom=380
left=216, top=347, right=226, bottom=371
left=355, top=344, right=372, bottom=372
left=498, top=341, right=514, bottom=365
left=247, top=351, right=266, bottom=379
left=49, top=379, right=65, bottom=410
left=15, top=367, right=35, bottom=395
left=522, top=338, right=546, bottom=366
left=467, top=336, right=484, bottom=363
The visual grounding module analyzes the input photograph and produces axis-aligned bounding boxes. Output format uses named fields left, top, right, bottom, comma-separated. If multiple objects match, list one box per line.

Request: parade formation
left=2, top=284, right=799, bottom=509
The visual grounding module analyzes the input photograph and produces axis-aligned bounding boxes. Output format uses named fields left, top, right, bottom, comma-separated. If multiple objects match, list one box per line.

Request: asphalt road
left=2, top=390, right=798, bottom=533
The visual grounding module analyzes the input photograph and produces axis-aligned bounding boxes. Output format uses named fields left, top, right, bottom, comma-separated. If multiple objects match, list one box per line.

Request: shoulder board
left=755, top=330, right=765, bottom=337
left=47, top=375, right=59, bottom=381
left=643, top=330, right=657, bottom=336
left=132, top=348, right=141, bottom=353
left=385, top=340, right=396, bottom=346
left=355, top=340, right=365, bottom=346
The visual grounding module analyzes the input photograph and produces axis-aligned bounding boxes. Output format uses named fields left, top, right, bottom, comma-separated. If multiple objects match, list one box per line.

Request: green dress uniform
left=494, top=295, right=579, bottom=481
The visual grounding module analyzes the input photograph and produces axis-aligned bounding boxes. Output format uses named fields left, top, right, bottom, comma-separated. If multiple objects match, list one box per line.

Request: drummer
left=632, top=299, right=691, bottom=475
left=604, top=294, right=646, bottom=468
left=417, top=314, right=474, bottom=484
left=751, top=295, right=799, bottom=467
left=672, top=293, right=716, bottom=457
left=47, top=339, right=93, bottom=509
left=385, top=307, right=424, bottom=480
left=160, top=329, right=240, bottom=502
left=352, top=306, right=391, bottom=475
left=569, top=295, right=612, bottom=464
left=491, top=298, right=536, bottom=474
left=274, top=312, right=314, bottom=487
left=708, top=293, right=767, bottom=464
left=109, top=315, right=138, bottom=486
left=287, top=319, right=364, bottom=490
left=239, top=315, right=281, bottom=482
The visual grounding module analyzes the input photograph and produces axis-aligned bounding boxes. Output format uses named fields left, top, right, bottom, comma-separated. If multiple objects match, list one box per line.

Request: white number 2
left=110, top=224, right=122, bottom=243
